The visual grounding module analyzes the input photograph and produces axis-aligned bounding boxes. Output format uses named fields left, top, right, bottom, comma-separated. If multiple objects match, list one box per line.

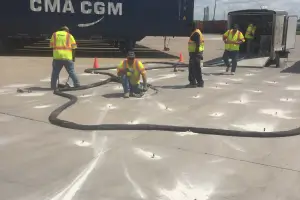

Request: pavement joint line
left=174, top=146, right=300, bottom=173
left=0, top=111, right=49, bottom=125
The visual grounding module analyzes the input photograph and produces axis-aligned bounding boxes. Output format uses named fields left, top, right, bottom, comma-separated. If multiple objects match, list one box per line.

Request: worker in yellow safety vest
left=186, top=21, right=204, bottom=88
left=117, top=51, right=148, bottom=98
left=222, top=24, right=245, bottom=75
left=49, top=26, right=80, bottom=89
left=245, top=23, right=256, bottom=55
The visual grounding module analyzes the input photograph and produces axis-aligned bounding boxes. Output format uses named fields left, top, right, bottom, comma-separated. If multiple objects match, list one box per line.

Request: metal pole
left=212, top=0, right=217, bottom=20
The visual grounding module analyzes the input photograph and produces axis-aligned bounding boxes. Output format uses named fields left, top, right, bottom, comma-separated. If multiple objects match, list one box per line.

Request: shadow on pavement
left=157, top=85, right=187, bottom=89
left=102, top=93, right=123, bottom=98
left=281, top=61, right=300, bottom=74
left=0, top=40, right=178, bottom=59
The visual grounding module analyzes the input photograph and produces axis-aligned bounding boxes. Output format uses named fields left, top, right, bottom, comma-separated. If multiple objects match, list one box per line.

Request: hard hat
left=127, top=51, right=135, bottom=59
left=233, top=24, right=239, bottom=29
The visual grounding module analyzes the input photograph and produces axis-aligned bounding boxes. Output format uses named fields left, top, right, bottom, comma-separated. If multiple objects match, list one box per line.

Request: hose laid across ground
left=22, top=61, right=300, bottom=138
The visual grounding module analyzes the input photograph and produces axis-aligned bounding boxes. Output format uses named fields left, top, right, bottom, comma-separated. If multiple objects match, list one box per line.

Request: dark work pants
left=188, top=52, right=204, bottom=85
left=222, top=50, right=239, bottom=73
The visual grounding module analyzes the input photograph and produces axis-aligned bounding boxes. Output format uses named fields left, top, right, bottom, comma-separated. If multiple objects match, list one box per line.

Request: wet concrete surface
left=1, top=36, right=300, bottom=200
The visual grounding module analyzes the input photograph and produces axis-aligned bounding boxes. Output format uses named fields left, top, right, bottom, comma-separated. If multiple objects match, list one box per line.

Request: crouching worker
left=117, top=51, right=148, bottom=98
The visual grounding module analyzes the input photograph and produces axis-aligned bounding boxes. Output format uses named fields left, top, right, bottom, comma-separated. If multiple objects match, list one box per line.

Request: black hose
left=34, top=61, right=300, bottom=138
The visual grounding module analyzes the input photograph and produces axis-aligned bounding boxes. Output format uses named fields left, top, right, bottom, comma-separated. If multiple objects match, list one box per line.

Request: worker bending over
left=222, top=24, right=245, bottom=75
left=117, top=51, right=148, bottom=98
left=50, top=26, right=80, bottom=89
left=186, top=21, right=204, bottom=88
left=245, top=23, right=256, bottom=55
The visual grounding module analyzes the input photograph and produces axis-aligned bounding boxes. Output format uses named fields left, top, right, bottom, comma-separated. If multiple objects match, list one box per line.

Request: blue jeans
left=121, top=75, right=142, bottom=94
left=51, top=59, right=80, bottom=89
left=222, top=50, right=239, bottom=72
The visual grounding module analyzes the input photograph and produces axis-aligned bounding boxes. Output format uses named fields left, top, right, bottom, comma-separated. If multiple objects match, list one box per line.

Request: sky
left=194, top=0, right=300, bottom=20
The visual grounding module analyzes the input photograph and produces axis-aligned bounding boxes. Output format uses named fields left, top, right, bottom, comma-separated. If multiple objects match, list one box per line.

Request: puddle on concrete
left=209, top=112, right=224, bottom=117
left=210, top=86, right=222, bottom=90
left=4, top=84, right=32, bottom=88
left=231, top=123, right=275, bottom=132
left=157, top=102, right=173, bottom=111
left=133, top=148, right=162, bottom=160
left=192, top=94, right=201, bottom=99
left=75, top=140, right=91, bottom=147
left=246, top=89, right=262, bottom=93
left=264, top=80, right=278, bottom=84
left=285, top=86, right=300, bottom=91
left=259, top=109, right=295, bottom=119
left=16, top=92, right=46, bottom=97
left=34, top=104, right=53, bottom=109
left=216, top=82, right=229, bottom=86
left=280, top=98, right=296, bottom=102
left=175, top=131, right=197, bottom=136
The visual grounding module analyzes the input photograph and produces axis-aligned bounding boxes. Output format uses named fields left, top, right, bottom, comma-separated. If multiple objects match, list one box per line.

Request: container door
left=284, top=15, right=297, bottom=50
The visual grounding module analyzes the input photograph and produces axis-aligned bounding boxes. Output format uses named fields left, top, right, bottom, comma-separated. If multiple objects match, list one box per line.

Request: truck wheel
left=275, top=53, right=281, bottom=68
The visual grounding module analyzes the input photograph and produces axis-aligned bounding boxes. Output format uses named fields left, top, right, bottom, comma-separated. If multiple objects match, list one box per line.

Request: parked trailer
left=227, top=9, right=298, bottom=68
left=0, top=0, right=195, bottom=52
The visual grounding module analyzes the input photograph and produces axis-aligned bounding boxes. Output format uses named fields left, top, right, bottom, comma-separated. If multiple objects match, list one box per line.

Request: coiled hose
left=23, top=61, right=300, bottom=138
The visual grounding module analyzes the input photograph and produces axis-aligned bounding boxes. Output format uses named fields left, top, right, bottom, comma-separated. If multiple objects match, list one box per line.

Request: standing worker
left=245, top=23, right=256, bottom=56
left=49, top=26, right=80, bottom=89
left=186, top=21, right=205, bottom=88
left=117, top=51, right=148, bottom=98
left=222, top=24, right=245, bottom=75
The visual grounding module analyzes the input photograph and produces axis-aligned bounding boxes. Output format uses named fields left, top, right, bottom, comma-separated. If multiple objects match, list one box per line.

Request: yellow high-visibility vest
left=223, top=29, right=245, bottom=51
left=117, top=59, right=146, bottom=85
left=188, top=29, right=204, bottom=52
left=245, top=24, right=256, bottom=39
left=50, top=31, right=77, bottom=60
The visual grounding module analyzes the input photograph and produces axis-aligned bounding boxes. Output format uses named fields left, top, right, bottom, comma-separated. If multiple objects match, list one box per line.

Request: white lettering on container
left=30, top=0, right=42, bottom=12
left=81, top=1, right=92, bottom=14
left=45, top=0, right=60, bottom=12
left=62, top=0, right=74, bottom=13
left=94, top=2, right=105, bottom=15
left=108, top=2, right=122, bottom=15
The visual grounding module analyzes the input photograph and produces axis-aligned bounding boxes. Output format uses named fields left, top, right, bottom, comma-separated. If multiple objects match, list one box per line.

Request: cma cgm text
left=30, top=0, right=123, bottom=15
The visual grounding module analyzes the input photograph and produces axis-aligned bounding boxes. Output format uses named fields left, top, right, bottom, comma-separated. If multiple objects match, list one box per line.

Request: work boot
left=185, top=83, right=197, bottom=88
left=197, top=82, right=204, bottom=88
left=124, top=92, right=130, bottom=98
left=132, top=92, right=144, bottom=98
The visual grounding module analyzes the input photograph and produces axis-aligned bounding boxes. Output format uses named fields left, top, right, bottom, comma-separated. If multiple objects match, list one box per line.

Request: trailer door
left=283, top=15, right=297, bottom=50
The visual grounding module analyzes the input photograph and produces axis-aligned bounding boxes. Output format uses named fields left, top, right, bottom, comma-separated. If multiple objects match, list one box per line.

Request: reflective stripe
left=188, top=29, right=204, bottom=52
left=53, top=32, right=56, bottom=46
left=225, top=30, right=244, bottom=51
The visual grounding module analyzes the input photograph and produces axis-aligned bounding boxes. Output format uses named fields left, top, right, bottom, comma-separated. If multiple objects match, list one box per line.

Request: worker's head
left=127, top=51, right=135, bottom=65
left=191, top=21, right=197, bottom=31
left=60, top=26, right=70, bottom=32
left=232, top=24, right=239, bottom=31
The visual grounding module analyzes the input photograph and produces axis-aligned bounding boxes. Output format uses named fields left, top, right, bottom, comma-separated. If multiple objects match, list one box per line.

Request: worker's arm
left=237, top=32, right=246, bottom=44
left=192, top=32, right=200, bottom=53
left=222, top=30, right=229, bottom=42
left=137, top=61, right=148, bottom=91
left=50, top=33, right=55, bottom=48
left=117, top=61, right=125, bottom=76
left=70, top=34, right=77, bottom=62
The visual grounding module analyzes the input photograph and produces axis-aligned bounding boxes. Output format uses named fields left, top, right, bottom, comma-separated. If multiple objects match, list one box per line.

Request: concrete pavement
left=0, top=36, right=300, bottom=200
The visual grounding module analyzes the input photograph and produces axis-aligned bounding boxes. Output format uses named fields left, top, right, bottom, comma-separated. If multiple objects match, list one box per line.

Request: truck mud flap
left=204, top=55, right=246, bottom=66
left=237, top=57, right=270, bottom=68
left=204, top=56, right=270, bottom=68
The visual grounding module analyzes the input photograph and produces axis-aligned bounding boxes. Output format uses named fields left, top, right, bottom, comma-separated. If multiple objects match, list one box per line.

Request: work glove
left=143, top=84, right=148, bottom=92
left=72, top=57, right=75, bottom=62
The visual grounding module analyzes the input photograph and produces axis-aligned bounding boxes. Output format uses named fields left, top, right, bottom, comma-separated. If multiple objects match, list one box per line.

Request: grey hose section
left=43, top=61, right=299, bottom=138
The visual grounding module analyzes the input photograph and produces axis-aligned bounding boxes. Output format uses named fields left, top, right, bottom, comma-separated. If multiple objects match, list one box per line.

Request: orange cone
left=93, top=57, right=99, bottom=68
left=179, top=53, right=183, bottom=62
